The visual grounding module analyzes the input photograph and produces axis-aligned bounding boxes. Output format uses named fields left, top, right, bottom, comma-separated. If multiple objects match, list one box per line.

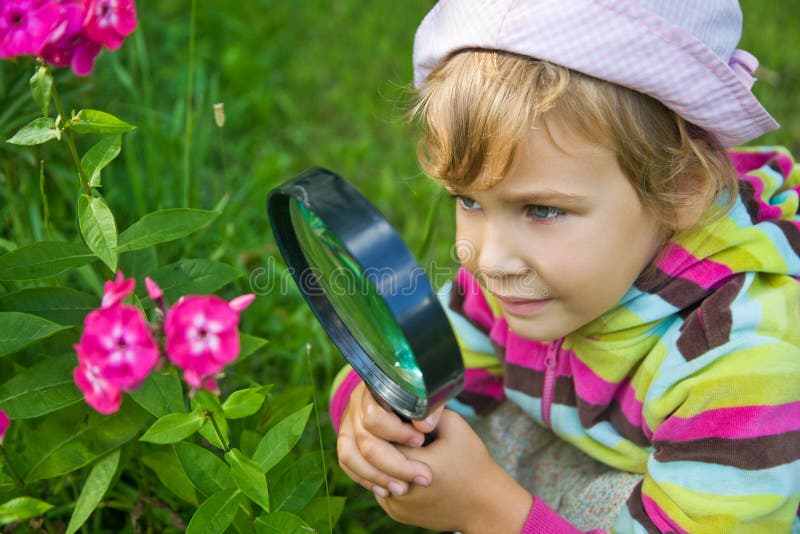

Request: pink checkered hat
left=413, top=0, right=778, bottom=147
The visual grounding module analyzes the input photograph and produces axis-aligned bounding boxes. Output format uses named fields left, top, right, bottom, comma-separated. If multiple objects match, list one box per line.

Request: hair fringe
left=408, top=50, right=739, bottom=232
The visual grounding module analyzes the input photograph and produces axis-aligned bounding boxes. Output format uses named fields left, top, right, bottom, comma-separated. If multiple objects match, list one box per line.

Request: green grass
left=739, top=0, right=800, bottom=154
left=0, top=1, right=797, bottom=532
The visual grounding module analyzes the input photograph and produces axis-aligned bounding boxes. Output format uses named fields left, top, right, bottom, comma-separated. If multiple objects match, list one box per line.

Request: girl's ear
left=672, top=169, right=715, bottom=231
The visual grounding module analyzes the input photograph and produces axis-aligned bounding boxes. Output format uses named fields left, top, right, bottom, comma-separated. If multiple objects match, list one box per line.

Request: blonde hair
left=409, top=50, right=738, bottom=232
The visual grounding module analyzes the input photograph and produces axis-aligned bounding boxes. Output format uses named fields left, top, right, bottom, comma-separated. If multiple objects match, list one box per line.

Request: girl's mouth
left=493, top=294, right=553, bottom=316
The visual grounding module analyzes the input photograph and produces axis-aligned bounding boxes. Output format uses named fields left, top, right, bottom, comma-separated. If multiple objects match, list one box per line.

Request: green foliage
left=65, top=449, right=120, bottom=534
left=139, top=410, right=206, bottom=444
left=0, top=497, right=53, bottom=526
left=77, top=193, right=118, bottom=272
left=0, top=11, right=339, bottom=526
left=1, top=1, right=792, bottom=533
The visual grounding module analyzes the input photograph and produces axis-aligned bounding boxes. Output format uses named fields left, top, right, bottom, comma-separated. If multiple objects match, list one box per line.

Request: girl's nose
left=474, top=222, right=529, bottom=278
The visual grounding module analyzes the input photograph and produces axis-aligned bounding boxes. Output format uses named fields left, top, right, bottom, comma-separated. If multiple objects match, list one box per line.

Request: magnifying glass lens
left=289, top=198, right=426, bottom=399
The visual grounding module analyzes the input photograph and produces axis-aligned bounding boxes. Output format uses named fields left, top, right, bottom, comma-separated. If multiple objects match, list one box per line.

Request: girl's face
left=453, top=120, right=665, bottom=342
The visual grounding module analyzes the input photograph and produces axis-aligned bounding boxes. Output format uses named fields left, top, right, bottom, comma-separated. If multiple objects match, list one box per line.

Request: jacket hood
left=578, top=146, right=800, bottom=339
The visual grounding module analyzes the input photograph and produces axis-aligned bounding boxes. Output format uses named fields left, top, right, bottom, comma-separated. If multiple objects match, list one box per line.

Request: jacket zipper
left=541, top=338, right=563, bottom=427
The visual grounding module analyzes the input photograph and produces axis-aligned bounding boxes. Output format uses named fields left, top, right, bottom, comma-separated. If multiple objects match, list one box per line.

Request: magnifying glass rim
left=267, top=167, right=463, bottom=419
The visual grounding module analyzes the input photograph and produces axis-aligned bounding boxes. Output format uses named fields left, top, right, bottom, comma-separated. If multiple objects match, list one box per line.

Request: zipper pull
left=541, top=340, right=561, bottom=427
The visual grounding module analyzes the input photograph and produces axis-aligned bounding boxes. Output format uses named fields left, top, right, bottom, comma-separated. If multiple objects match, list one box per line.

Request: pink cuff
left=329, top=369, right=363, bottom=433
left=521, top=497, right=600, bottom=534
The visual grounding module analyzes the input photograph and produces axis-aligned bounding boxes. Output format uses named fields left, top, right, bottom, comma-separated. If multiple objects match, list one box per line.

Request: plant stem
left=39, top=160, right=51, bottom=239
left=181, top=0, right=198, bottom=207
left=50, top=82, right=92, bottom=196
left=206, top=411, right=229, bottom=452
left=306, top=343, right=333, bottom=534
left=0, top=443, right=25, bottom=489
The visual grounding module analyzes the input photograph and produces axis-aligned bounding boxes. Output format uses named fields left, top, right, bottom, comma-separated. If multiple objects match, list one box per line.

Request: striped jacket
left=330, top=147, right=800, bottom=533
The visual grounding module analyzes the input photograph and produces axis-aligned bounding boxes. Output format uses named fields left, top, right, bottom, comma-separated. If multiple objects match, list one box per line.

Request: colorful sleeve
left=440, top=268, right=506, bottom=418
left=614, top=278, right=800, bottom=532
left=329, top=364, right=362, bottom=434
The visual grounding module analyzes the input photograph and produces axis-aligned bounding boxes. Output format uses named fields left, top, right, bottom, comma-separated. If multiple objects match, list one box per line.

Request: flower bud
left=145, top=277, right=163, bottom=301
left=0, top=409, right=9, bottom=442
left=213, top=102, right=225, bottom=127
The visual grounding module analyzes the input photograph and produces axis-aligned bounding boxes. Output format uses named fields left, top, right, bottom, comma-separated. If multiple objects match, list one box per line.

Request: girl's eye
left=526, top=205, right=565, bottom=221
left=456, top=196, right=481, bottom=210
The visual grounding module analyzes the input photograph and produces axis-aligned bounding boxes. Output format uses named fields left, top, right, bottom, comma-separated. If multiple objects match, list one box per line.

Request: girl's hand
left=336, top=381, right=443, bottom=497
left=375, top=409, right=533, bottom=533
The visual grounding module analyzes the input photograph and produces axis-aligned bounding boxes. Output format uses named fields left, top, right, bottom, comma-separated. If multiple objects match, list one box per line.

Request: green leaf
left=70, top=109, right=135, bottom=135
left=0, top=239, right=17, bottom=253
left=260, top=387, right=312, bottom=431
left=253, top=404, right=313, bottom=473
left=65, top=449, right=120, bottom=534
left=119, top=247, right=158, bottom=285
left=240, top=428, right=264, bottom=458
left=117, top=209, right=220, bottom=253
left=254, top=511, right=312, bottom=534
left=226, top=448, right=269, bottom=512
left=29, top=66, right=53, bottom=118
left=174, top=442, right=233, bottom=497
left=6, top=117, right=59, bottom=145
left=299, top=496, right=345, bottom=534
left=81, top=135, right=122, bottom=188
left=0, top=287, right=97, bottom=326
left=0, top=312, right=69, bottom=358
left=78, top=194, right=118, bottom=273
left=223, top=386, right=269, bottom=420
left=0, top=241, right=95, bottom=281
left=24, top=401, right=150, bottom=482
left=239, top=333, right=269, bottom=361
left=141, top=449, right=197, bottom=505
left=128, top=370, right=184, bottom=418
left=231, top=509, right=256, bottom=534
left=186, top=489, right=244, bottom=534
left=0, top=354, right=81, bottom=418
left=139, top=410, right=204, bottom=444
left=0, top=497, right=53, bottom=526
left=270, top=453, right=325, bottom=513
left=191, top=391, right=229, bottom=450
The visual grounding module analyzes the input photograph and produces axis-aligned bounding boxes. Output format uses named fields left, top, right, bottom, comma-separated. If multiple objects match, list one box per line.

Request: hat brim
left=413, top=0, right=778, bottom=147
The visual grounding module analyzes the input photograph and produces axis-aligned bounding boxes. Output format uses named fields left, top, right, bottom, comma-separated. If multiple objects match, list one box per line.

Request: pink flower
left=40, top=0, right=102, bottom=76
left=164, top=294, right=255, bottom=389
left=83, top=0, right=136, bottom=50
left=0, top=409, right=9, bottom=442
left=0, top=0, right=62, bottom=58
left=75, top=303, right=159, bottom=392
left=101, top=271, right=135, bottom=308
left=73, top=360, right=121, bottom=414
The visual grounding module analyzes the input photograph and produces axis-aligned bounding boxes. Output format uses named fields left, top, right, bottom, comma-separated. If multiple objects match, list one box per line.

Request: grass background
left=1, top=1, right=797, bottom=532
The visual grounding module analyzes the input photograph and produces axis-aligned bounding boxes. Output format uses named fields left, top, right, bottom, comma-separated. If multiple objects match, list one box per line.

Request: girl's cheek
left=455, top=238, right=477, bottom=265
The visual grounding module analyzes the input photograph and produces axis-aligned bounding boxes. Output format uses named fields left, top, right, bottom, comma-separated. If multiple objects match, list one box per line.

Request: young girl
left=330, top=1, right=800, bottom=532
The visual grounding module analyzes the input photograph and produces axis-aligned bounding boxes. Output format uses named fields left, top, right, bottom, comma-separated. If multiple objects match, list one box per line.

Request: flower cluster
left=74, top=273, right=254, bottom=413
left=164, top=293, right=256, bottom=394
left=74, top=272, right=159, bottom=413
left=0, top=0, right=137, bottom=76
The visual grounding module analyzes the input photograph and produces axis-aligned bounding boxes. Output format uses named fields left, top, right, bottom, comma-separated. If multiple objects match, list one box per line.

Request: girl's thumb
left=412, top=404, right=445, bottom=433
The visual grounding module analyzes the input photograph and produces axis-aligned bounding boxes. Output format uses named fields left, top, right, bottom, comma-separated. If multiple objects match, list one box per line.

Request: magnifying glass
left=267, top=167, right=464, bottom=421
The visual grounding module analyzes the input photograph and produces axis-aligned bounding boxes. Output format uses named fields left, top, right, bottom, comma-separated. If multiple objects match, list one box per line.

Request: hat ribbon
left=729, top=49, right=759, bottom=90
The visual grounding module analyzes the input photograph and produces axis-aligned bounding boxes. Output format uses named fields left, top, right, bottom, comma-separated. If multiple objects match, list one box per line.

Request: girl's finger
left=410, top=404, right=445, bottom=434
left=359, top=387, right=426, bottom=447
left=337, top=433, right=412, bottom=496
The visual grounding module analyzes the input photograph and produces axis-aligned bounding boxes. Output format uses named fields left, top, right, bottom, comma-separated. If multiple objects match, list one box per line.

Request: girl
left=331, top=1, right=800, bottom=532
